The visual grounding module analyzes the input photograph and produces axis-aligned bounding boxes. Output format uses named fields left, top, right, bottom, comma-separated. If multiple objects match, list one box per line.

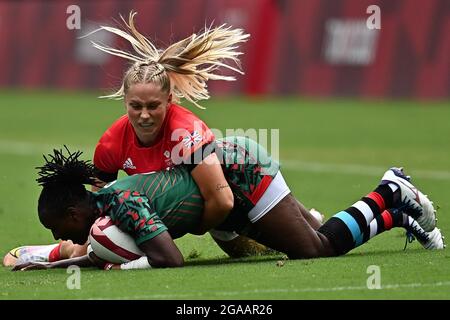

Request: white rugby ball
left=88, top=216, right=144, bottom=264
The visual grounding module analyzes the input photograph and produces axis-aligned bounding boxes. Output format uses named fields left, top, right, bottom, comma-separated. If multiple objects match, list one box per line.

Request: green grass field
left=1, top=90, right=449, bottom=300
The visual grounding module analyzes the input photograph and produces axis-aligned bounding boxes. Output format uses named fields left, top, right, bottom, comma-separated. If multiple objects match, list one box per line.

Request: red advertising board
left=0, top=0, right=447, bottom=98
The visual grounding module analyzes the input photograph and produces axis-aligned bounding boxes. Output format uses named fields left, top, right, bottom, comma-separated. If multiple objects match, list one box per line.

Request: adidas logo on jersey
left=123, top=158, right=136, bottom=170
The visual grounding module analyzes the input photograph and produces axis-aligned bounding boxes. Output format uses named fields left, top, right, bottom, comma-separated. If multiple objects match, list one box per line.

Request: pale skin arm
left=95, top=155, right=234, bottom=235
left=13, top=231, right=183, bottom=271
left=5, top=178, right=108, bottom=266
left=190, top=153, right=234, bottom=235
left=12, top=255, right=94, bottom=271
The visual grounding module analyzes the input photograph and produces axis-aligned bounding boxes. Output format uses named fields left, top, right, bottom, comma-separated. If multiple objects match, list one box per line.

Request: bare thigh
left=250, top=194, right=336, bottom=259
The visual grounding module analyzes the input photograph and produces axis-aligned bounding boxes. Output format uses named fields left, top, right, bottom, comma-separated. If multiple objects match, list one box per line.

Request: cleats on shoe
left=380, top=167, right=436, bottom=232
left=406, top=221, right=445, bottom=250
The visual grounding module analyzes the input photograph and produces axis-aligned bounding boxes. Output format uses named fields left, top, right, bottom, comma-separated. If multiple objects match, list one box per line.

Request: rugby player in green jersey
left=13, top=137, right=444, bottom=271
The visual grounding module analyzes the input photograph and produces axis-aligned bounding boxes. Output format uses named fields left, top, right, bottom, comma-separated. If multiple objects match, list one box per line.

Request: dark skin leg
left=211, top=198, right=324, bottom=258
left=251, top=194, right=336, bottom=259
left=295, top=200, right=323, bottom=230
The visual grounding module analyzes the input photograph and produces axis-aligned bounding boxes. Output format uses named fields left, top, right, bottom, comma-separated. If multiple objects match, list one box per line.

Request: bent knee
left=287, top=235, right=336, bottom=259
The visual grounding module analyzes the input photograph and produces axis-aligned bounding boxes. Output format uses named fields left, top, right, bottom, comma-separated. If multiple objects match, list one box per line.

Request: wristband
left=120, top=256, right=152, bottom=270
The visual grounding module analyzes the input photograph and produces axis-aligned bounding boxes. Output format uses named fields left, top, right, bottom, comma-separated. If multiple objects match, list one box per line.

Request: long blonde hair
left=85, top=11, right=249, bottom=108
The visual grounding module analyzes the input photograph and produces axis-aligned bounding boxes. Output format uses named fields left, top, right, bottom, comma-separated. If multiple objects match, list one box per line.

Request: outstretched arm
left=12, top=255, right=93, bottom=271
left=14, top=231, right=184, bottom=271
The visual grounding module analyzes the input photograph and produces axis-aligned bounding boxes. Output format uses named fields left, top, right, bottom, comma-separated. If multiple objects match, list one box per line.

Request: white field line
left=1, top=140, right=450, bottom=181
left=90, top=280, right=450, bottom=299
left=281, top=160, right=450, bottom=181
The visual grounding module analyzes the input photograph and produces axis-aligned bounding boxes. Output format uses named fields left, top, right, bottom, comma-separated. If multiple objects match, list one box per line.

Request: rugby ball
left=88, top=216, right=144, bottom=264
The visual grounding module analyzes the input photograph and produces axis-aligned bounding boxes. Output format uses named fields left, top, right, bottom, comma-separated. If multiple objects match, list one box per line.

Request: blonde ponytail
left=85, top=11, right=249, bottom=108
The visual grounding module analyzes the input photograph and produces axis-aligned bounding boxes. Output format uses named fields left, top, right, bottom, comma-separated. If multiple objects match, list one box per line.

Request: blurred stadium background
left=0, top=0, right=449, bottom=300
left=1, top=0, right=447, bottom=97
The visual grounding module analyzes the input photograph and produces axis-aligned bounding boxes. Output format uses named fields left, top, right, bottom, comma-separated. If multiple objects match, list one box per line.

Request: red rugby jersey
left=93, top=103, right=215, bottom=180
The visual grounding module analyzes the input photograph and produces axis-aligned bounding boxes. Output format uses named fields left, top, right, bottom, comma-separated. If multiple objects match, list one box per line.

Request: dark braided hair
left=37, top=146, right=96, bottom=220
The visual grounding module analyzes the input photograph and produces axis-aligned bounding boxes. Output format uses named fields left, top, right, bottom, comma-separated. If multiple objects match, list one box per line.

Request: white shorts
left=209, top=171, right=291, bottom=242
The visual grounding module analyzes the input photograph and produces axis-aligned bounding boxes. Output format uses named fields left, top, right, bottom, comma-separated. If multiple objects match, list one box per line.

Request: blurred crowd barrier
left=0, top=0, right=448, bottom=98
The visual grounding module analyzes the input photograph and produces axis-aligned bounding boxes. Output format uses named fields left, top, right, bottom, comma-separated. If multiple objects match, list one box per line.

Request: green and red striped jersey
left=92, top=136, right=280, bottom=245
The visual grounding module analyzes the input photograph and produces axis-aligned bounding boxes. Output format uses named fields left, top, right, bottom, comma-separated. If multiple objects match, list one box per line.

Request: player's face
left=125, top=83, right=172, bottom=147
left=40, top=208, right=94, bottom=245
